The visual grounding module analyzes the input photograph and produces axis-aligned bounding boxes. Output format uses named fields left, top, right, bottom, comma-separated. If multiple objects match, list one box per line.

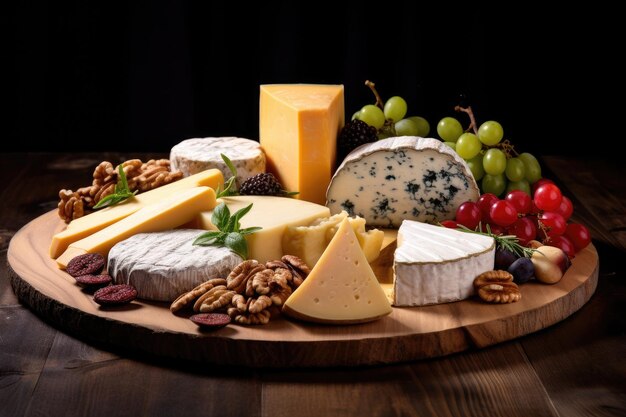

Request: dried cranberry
left=93, top=284, right=137, bottom=306
left=66, top=253, right=105, bottom=277
left=74, top=274, right=112, bottom=288
left=189, top=313, right=231, bottom=329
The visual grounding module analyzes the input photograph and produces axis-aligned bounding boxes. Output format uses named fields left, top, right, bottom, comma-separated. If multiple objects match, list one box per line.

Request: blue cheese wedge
left=326, top=137, right=479, bottom=228
left=393, top=220, right=495, bottom=306
left=170, top=137, right=265, bottom=185
left=108, top=229, right=242, bottom=302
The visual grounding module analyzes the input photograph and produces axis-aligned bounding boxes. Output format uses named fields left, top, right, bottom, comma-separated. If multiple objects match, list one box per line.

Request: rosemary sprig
left=193, top=202, right=261, bottom=259
left=455, top=223, right=536, bottom=258
left=92, top=165, right=137, bottom=209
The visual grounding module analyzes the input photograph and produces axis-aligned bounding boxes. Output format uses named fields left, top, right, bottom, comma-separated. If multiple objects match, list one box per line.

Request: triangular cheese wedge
left=282, top=218, right=392, bottom=324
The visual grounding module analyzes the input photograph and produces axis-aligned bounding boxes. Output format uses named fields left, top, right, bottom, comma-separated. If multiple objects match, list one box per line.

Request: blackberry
left=239, top=173, right=283, bottom=196
left=337, top=119, right=378, bottom=163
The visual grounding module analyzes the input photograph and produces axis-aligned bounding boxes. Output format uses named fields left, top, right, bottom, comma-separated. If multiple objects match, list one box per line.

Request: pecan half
left=227, top=260, right=266, bottom=294
left=169, top=278, right=227, bottom=312
left=194, top=285, right=236, bottom=313
left=474, top=270, right=521, bottom=304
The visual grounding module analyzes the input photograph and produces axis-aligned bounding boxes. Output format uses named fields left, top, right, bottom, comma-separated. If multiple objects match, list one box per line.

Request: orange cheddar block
left=260, top=84, right=344, bottom=205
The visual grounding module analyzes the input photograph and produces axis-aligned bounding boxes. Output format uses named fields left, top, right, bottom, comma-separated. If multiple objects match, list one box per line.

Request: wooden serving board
left=7, top=211, right=599, bottom=368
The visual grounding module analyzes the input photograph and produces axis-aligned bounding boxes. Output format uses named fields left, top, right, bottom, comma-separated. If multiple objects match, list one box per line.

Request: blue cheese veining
left=326, top=136, right=479, bottom=227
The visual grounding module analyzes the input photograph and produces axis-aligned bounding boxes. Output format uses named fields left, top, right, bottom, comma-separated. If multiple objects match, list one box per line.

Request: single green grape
left=437, top=117, right=463, bottom=142
left=478, top=121, right=504, bottom=146
left=359, top=105, right=385, bottom=129
left=351, top=111, right=361, bottom=121
left=518, top=152, right=542, bottom=183
left=466, top=154, right=485, bottom=181
left=506, top=179, right=531, bottom=195
left=482, top=148, right=506, bottom=175
left=456, top=133, right=482, bottom=159
left=505, top=157, right=526, bottom=181
left=482, top=173, right=506, bottom=196
left=394, top=119, right=419, bottom=136
left=443, top=141, right=457, bottom=151
left=407, top=116, right=430, bottom=137
left=384, top=96, right=408, bottom=122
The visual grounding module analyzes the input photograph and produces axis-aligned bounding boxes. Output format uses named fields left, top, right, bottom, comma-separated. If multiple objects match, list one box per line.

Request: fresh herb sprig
left=93, top=165, right=138, bottom=209
left=455, top=223, right=536, bottom=258
left=215, top=154, right=238, bottom=198
left=193, top=202, right=261, bottom=259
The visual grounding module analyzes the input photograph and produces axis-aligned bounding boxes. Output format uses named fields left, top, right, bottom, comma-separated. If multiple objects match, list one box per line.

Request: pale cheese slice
left=50, top=169, right=223, bottom=258
left=282, top=218, right=392, bottom=324
left=56, top=186, right=216, bottom=269
left=193, top=195, right=330, bottom=264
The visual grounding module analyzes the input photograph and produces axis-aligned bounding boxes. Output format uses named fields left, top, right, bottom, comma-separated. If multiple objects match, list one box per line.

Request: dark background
left=7, top=3, right=617, bottom=155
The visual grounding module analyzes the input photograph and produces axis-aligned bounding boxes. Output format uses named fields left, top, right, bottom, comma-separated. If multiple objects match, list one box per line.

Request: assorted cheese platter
left=8, top=83, right=599, bottom=367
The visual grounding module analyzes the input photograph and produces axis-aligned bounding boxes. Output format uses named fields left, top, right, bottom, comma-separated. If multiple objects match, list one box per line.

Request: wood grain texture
left=7, top=209, right=598, bottom=367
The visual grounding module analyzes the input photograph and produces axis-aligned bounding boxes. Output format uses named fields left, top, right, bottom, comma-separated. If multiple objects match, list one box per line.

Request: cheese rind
left=194, top=196, right=330, bottom=264
left=260, top=84, right=344, bottom=205
left=56, top=186, right=217, bottom=269
left=108, top=230, right=242, bottom=302
left=393, top=220, right=495, bottom=306
left=170, top=137, right=265, bottom=185
left=282, top=218, right=392, bottom=324
left=50, top=169, right=223, bottom=258
left=326, top=136, right=480, bottom=228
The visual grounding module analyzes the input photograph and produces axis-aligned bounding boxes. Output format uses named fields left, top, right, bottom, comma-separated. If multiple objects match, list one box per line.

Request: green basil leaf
left=192, top=230, right=224, bottom=246
left=220, top=154, right=238, bottom=178
left=93, top=194, right=124, bottom=209
left=211, top=202, right=231, bottom=231
left=224, top=232, right=248, bottom=259
left=239, top=226, right=262, bottom=235
left=232, top=203, right=253, bottom=224
left=118, top=165, right=130, bottom=192
left=216, top=176, right=237, bottom=198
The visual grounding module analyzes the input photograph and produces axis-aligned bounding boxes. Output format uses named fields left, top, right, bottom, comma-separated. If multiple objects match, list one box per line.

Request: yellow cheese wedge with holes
left=50, top=169, right=223, bottom=258
left=56, top=186, right=216, bottom=269
left=282, top=217, right=392, bottom=324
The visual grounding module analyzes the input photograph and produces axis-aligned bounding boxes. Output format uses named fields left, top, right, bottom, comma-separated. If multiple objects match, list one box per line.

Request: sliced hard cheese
left=282, top=218, right=392, bottom=324
left=50, top=169, right=223, bottom=258
left=260, top=84, right=344, bottom=205
left=194, top=196, right=330, bottom=264
left=170, top=137, right=265, bottom=185
left=56, top=186, right=216, bottom=269
left=282, top=211, right=384, bottom=267
left=326, top=137, right=480, bottom=228
left=393, top=220, right=495, bottom=306
left=108, top=230, right=242, bottom=302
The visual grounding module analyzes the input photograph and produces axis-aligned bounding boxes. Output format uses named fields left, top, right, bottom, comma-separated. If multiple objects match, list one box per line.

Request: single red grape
left=490, top=200, right=519, bottom=227
left=534, top=184, right=563, bottom=211
left=564, top=223, right=591, bottom=251
left=508, top=217, right=537, bottom=245
left=477, top=193, right=499, bottom=223
left=539, top=211, right=567, bottom=236
left=505, top=190, right=532, bottom=214
left=532, top=178, right=554, bottom=194
left=554, top=196, right=573, bottom=220
left=441, top=220, right=458, bottom=229
left=455, top=201, right=482, bottom=230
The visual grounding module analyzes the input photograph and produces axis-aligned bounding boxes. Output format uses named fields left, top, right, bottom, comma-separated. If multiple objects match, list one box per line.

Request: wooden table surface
left=1, top=152, right=625, bottom=417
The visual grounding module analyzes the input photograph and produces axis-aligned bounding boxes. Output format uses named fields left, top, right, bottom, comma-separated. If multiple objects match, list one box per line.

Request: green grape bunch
left=435, top=105, right=543, bottom=197
left=352, top=80, right=430, bottom=139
